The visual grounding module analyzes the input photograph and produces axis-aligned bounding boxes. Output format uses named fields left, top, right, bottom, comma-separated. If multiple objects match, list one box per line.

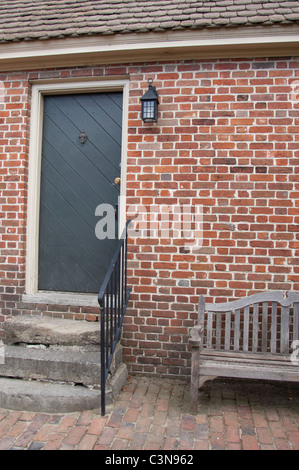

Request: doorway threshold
left=22, top=291, right=99, bottom=308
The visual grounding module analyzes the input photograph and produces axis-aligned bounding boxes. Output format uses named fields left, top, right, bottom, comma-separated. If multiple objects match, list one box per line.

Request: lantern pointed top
left=140, top=78, right=159, bottom=103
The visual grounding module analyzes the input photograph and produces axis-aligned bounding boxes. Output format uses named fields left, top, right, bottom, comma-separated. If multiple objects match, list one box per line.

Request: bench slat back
left=199, top=291, right=299, bottom=355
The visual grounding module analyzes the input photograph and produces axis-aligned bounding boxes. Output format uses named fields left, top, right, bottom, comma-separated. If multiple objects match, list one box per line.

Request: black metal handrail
left=98, top=220, right=131, bottom=416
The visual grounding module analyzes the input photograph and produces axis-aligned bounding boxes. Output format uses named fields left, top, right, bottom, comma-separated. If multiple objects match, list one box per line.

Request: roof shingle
left=0, top=0, right=299, bottom=43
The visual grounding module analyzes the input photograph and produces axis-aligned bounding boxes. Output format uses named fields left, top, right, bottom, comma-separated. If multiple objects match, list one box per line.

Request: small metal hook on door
left=79, top=131, right=87, bottom=146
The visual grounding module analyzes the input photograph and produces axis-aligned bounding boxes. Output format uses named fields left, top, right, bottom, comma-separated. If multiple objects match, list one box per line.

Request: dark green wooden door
left=38, top=92, right=123, bottom=293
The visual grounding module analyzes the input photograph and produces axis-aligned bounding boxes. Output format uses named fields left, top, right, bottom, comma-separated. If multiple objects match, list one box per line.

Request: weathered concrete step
left=0, top=315, right=128, bottom=412
left=4, top=316, right=100, bottom=346
left=0, top=343, right=124, bottom=387
left=0, top=345, right=101, bottom=386
left=0, top=377, right=102, bottom=413
left=0, top=362, right=128, bottom=413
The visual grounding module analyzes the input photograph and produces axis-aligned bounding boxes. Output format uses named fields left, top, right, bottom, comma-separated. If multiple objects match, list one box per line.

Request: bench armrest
left=189, top=324, right=204, bottom=348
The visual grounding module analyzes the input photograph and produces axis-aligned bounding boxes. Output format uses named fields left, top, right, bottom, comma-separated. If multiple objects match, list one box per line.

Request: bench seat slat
left=199, top=359, right=299, bottom=382
left=200, top=349, right=292, bottom=363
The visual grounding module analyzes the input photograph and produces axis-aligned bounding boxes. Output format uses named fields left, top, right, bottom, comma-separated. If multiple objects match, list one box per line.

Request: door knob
left=114, top=177, right=121, bottom=185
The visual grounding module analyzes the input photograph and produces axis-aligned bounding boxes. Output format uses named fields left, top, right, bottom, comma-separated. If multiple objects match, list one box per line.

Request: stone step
left=0, top=356, right=127, bottom=413
left=0, top=345, right=100, bottom=386
left=0, top=315, right=128, bottom=412
left=0, top=343, right=123, bottom=387
left=4, top=316, right=100, bottom=347
left=0, top=377, right=102, bottom=413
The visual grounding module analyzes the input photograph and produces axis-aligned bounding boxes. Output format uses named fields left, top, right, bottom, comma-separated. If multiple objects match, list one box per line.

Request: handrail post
left=100, top=300, right=106, bottom=416
left=98, top=220, right=131, bottom=416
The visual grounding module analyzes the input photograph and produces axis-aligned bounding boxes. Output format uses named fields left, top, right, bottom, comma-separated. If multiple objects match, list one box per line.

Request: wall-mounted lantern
left=140, top=78, right=159, bottom=123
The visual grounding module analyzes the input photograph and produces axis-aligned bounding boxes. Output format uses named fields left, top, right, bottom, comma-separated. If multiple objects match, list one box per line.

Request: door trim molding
left=25, top=79, right=129, bottom=296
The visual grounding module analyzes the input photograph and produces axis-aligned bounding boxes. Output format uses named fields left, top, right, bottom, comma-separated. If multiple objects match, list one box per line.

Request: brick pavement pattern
left=0, top=377, right=298, bottom=451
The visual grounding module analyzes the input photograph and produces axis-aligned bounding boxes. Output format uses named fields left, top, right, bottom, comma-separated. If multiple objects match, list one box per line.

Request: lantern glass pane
left=143, top=100, right=155, bottom=119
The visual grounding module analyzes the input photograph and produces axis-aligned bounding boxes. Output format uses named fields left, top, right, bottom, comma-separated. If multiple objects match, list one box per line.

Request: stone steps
left=0, top=315, right=128, bottom=413
left=0, top=345, right=101, bottom=386
left=0, top=377, right=102, bottom=413
left=4, top=316, right=101, bottom=347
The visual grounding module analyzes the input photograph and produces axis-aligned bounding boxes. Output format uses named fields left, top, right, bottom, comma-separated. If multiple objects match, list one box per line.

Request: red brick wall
left=0, top=58, right=298, bottom=378
left=0, top=72, right=30, bottom=331
left=125, top=57, right=299, bottom=376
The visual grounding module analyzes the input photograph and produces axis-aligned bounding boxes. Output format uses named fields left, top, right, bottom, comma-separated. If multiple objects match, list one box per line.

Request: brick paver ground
left=0, top=376, right=298, bottom=450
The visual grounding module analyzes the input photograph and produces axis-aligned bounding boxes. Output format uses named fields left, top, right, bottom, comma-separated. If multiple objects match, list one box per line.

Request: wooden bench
left=189, top=291, right=299, bottom=413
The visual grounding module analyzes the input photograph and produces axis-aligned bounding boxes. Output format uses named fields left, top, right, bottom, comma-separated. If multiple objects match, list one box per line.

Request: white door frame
left=25, top=79, right=129, bottom=299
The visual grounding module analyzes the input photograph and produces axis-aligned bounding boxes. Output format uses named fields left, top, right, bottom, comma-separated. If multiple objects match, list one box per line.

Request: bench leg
left=190, top=347, right=200, bottom=414
left=190, top=380, right=198, bottom=414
